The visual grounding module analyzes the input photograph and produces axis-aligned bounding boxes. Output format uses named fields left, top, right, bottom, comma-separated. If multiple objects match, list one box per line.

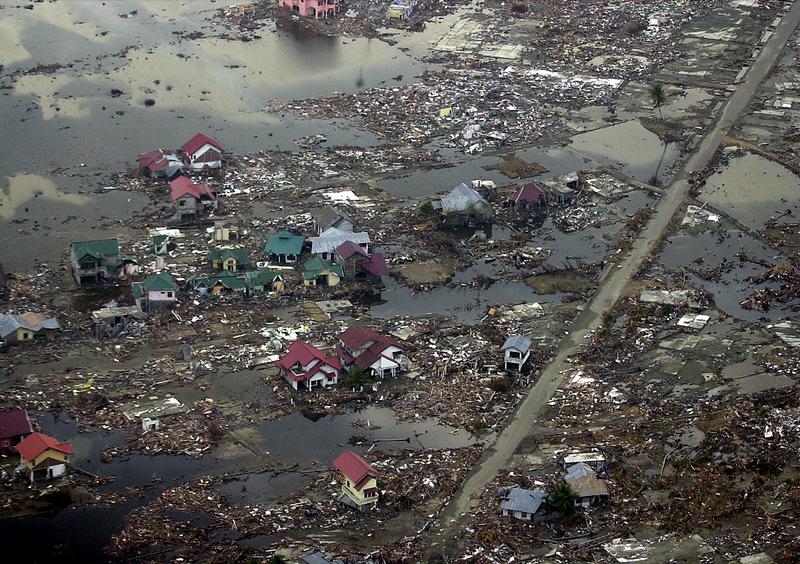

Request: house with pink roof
left=278, top=340, right=341, bottom=391
left=170, top=176, right=217, bottom=222
left=515, top=182, right=547, bottom=213
left=332, top=450, right=379, bottom=510
left=337, top=326, right=404, bottom=379
left=182, top=133, right=224, bottom=170
left=277, top=0, right=342, bottom=19
left=335, top=241, right=388, bottom=284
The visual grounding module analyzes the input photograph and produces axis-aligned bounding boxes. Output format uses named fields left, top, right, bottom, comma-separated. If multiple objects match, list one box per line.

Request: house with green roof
left=208, top=247, right=250, bottom=273
left=69, top=239, right=121, bottom=286
left=264, top=231, right=305, bottom=264
left=303, top=256, right=343, bottom=288
left=189, top=272, right=248, bottom=295
left=244, top=269, right=286, bottom=294
left=132, top=272, right=178, bottom=310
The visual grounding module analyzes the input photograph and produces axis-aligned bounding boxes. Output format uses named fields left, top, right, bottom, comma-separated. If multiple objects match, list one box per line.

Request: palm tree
left=648, top=83, right=668, bottom=185
left=649, top=83, right=667, bottom=119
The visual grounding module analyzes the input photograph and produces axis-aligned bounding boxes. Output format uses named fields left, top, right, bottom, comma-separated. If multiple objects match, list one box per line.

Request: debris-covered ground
left=1, top=0, right=799, bottom=562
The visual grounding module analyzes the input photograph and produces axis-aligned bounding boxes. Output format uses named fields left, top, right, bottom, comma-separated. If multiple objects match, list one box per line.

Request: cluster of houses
left=278, top=326, right=404, bottom=391
left=431, top=176, right=579, bottom=228
left=499, top=452, right=609, bottom=521
left=0, top=409, right=74, bottom=483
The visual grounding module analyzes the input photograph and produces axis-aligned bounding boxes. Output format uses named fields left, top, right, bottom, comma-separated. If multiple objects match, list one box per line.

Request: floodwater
left=0, top=406, right=476, bottom=558
left=658, top=229, right=799, bottom=321
left=569, top=120, right=680, bottom=184
left=700, top=152, right=800, bottom=230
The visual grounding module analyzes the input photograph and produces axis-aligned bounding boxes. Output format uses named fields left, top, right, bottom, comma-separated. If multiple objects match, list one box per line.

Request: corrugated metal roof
left=501, top=335, right=531, bottom=353
left=440, top=183, right=489, bottom=213
left=499, top=486, right=546, bottom=514
left=310, top=228, right=370, bottom=255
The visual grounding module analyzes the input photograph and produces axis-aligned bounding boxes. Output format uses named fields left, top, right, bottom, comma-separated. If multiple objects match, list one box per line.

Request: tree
left=342, top=367, right=376, bottom=389
left=420, top=201, right=434, bottom=216
left=649, top=82, right=667, bottom=119
left=545, top=482, right=578, bottom=515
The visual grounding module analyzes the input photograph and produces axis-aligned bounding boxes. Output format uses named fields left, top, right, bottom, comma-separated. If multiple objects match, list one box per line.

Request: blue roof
left=501, top=335, right=531, bottom=353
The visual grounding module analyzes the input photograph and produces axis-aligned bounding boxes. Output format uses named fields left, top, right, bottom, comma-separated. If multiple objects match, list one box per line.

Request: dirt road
left=427, top=1, right=800, bottom=553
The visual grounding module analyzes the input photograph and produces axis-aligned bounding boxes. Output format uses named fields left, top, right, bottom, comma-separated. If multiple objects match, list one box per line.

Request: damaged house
left=69, top=238, right=122, bottom=286
left=0, top=409, right=33, bottom=453
left=436, top=183, right=494, bottom=226
left=499, top=486, right=547, bottom=521
left=337, top=326, right=404, bottom=379
left=310, top=227, right=370, bottom=262
left=170, top=176, right=217, bottom=222
left=278, top=0, right=343, bottom=19
left=335, top=241, right=388, bottom=283
left=303, top=256, right=344, bottom=288
left=0, top=312, right=60, bottom=345
left=515, top=182, right=547, bottom=214
left=278, top=340, right=341, bottom=391
left=564, top=462, right=609, bottom=508
left=264, top=231, right=304, bottom=264
left=312, top=206, right=353, bottom=235
left=91, top=303, right=146, bottom=338
left=137, top=148, right=183, bottom=179
left=181, top=132, right=223, bottom=170
left=502, top=335, right=531, bottom=371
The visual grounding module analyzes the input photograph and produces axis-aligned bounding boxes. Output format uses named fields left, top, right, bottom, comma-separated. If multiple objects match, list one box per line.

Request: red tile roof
left=16, top=432, right=73, bottom=461
left=169, top=176, right=216, bottom=202
left=278, top=340, right=341, bottom=382
left=332, top=450, right=377, bottom=489
left=182, top=133, right=223, bottom=156
left=0, top=409, right=33, bottom=440
left=137, top=149, right=162, bottom=168
left=516, top=182, right=546, bottom=204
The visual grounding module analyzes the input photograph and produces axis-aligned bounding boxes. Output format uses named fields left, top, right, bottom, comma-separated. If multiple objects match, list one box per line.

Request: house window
left=520, top=511, right=528, bottom=518
left=508, top=350, right=521, bottom=359
left=393, top=351, right=403, bottom=360
left=179, top=199, right=186, bottom=206
left=81, top=261, right=96, bottom=271
left=22, top=332, right=30, bottom=339
left=2, top=440, right=9, bottom=447
left=167, top=291, right=173, bottom=298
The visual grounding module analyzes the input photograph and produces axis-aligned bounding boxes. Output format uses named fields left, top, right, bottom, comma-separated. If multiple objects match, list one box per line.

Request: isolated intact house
left=69, top=239, right=121, bottom=286
left=502, top=335, right=531, bottom=371
left=499, top=486, right=546, bottom=521
left=277, top=0, right=343, bottom=19
left=278, top=340, right=341, bottom=391
left=332, top=450, right=379, bottom=510
left=0, top=409, right=33, bottom=453
left=515, top=182, right=547, bottom=213
left=182, top=133, right=223, bottom=170
left=15, top=432, right=74, bottom=483
left=170, top=176, right=217, bottom=222
left=337, top=326, right=404, bottom=379
left=565, top=463, right=609, bottom=508
left=132, top=272, right=178, bottom=310
left=437, top=183, right=494, bottom=226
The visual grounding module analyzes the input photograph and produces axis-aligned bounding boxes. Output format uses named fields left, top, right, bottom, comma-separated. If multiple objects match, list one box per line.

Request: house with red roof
left=337, top=326, right=404, bottom=380
left=335, top=242, right=389, bottom=284
left=137, top=148, right=183, bottom=178
left=170, top=176, right=217, bottom=222
left=278, top=340, right=341, bottom=391
left=16, top=432, right=74, bottom=483
left=182, top=133, right=224, bottom=170
left=515, top=182, right=547, bottom=213
left=332, top=450, right=379, bottom=510
left=0, top=409, right=33, bottom=453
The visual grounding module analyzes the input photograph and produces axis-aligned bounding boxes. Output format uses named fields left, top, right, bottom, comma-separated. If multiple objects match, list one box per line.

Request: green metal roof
left=264, top=231, right=304, bottom=256
left=132, top=282, right=144, bottom=299
left=191, top=272, right=247, bottom=290
left=152, top=234, right=169, bottom=246
left=245, top=269, right=284, bottom=286
left=140, top=271, right=177, bottom=292
left=71, top=239, right=120, bottom=261
left=303, top=257, right=343, bottom=280
left=207, top=247, right=249, bottom=264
